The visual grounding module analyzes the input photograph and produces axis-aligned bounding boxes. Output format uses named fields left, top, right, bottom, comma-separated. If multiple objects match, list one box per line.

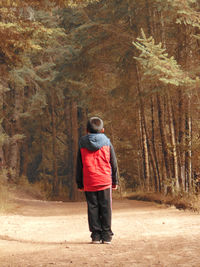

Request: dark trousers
left=85, top=187, right=113, bottom=241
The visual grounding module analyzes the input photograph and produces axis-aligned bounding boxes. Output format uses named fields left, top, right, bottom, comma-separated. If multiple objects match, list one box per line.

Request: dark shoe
left=91, top=232, right=101, bottom=244
left=101, top=231, right=112, bottom=244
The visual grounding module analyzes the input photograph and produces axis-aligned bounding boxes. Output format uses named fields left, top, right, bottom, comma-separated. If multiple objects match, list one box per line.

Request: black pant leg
left=97, top=187, right=113, bottom=240
left=85, top=191, right=102, bottom=237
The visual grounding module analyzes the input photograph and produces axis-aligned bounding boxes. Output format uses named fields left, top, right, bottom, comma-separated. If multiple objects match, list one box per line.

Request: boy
left=76, top=117, right=118, bottom=244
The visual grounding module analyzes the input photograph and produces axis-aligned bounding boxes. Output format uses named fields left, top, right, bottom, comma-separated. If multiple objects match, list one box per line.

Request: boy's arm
left=110, top=143, right=119, bottom=189
left=76, top=148, right=84, bottom=190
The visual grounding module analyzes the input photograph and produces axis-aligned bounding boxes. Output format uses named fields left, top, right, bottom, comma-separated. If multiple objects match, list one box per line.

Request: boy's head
left=87, top=117, right=104, bottom=133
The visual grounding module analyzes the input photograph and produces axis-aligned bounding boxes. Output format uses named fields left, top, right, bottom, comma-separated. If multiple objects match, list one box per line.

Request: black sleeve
left=76, top=148, right=83, bottom=189
left=110, top=143, right=119, bottom=185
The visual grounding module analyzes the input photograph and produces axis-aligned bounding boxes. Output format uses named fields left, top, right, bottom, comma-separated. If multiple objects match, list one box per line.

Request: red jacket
left=76, top=133, right=118, bottom=192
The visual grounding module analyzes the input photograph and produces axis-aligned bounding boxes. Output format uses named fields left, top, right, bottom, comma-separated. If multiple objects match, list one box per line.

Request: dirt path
left=0, top=197, right=200, bottom=267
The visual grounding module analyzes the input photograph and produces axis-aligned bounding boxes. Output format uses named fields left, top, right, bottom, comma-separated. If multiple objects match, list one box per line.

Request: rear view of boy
left=76, top=117, right=118, bottom=244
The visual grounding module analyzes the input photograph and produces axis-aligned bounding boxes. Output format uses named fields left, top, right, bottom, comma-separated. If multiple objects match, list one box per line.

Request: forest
left=0, top=0, right=200, bottom=201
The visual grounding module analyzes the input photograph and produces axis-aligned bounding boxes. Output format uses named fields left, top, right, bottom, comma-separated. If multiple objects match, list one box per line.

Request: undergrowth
left=0, top=174, right=46, bottom=213
left=0, top=182, right=13, bottom=213
left=2, top=172, right=200, bottom=213
left=126, top=190, right=200, bottom=212
left=17, top=176, right=47, bottom=200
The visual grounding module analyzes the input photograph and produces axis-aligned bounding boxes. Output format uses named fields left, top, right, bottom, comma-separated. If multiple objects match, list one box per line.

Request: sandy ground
left=0, top=196, right=200, bottom=267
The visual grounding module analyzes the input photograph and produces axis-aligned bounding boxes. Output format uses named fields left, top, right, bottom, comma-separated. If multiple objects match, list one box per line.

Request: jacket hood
left=79, top=133, right=110, bottom=151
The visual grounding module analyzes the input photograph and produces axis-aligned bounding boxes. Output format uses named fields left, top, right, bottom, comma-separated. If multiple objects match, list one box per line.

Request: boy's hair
left=87, top=117, right=104, bottom=133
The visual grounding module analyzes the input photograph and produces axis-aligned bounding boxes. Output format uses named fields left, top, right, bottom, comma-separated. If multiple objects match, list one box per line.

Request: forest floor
left=0, top=193, right=200, bottom=267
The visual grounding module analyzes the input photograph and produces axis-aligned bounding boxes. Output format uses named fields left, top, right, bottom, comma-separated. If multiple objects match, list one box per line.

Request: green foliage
left=155, top=0, right=200, bottom=29
left=133, top=29, right=198, bottom=87
left=0, top=0, right=100, bottom=66
left=0, top=0, right=100, bottom=8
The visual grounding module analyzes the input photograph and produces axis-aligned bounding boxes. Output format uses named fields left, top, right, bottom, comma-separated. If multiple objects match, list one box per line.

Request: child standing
left=76, top=117, right=118, bottom=244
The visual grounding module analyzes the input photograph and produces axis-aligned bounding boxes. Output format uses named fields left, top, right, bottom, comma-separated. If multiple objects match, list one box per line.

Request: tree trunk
left=188, top=98, right=192, bottom=191
left=168, top=95, right=179, bottom=192
left=0, top=82, right=4, bottom=168
left=156, top=93, right=171, bottom=185
left=151, top=97, right=161, bottom=192
left=9, top=86, right=23, bottom=181
left=20, top=141, right=29, bottom=178
left=185, top=97, right=192, bottom=192
left=71, top=100, right=79, bottom=201
left=64, top=97, right=74, bottom=199
left=136, top=66, right=161, bottom=192
left=64, top=96, right=81, bottom=201
left=138, top=108, right=150, bottom=191
left=51, top=88, right=59, bottom=196
left=177, top=88, right=185, bottom=191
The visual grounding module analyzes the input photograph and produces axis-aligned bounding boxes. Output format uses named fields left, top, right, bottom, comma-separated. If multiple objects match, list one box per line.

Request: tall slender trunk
left=9, top=86, right=23, bottom=181
left=185, top=97, right=192, bottom=192
left=188, top=98, right=192, bottom=191
left=156, top=93, right=171, bottom=184
left=137, top=121, right=144, bottom=189
left=64, top=96, right=80, bottom=201
left=71, top=100, right=79, bottom=201
left=64, top=96, right=73, bottom=198
left=184, top=25, right=193, bottom=193
left=51, top=88, right=59, bottom=196
left=151, top=97, right=161, bottom=192
left=177, top=88, right=185, bottom=191
left=138, top=108, right=150, bottom=190
left=168, top=95, right=179, bottom=191
left=0, top=82, right=4, bottom=168
left=145, top=0, right=165, bottom=192
left=136, top=66, right=161, bottom=192
left=20, top=141, right=29, bottom=178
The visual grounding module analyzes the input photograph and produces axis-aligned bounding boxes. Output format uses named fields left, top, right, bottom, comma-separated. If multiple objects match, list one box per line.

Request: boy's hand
left=78, top=188, right=84, bottom=192
left=112, top=185, right=118, bottom=190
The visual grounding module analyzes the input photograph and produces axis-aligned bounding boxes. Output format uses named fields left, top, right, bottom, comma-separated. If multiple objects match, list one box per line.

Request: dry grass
left=0, top=174, right=46, bottom=214
left=17, top=176, right=47, bottom=200
left=0, top=183, right=13, bottom=213
left=126, top=190, right=200, bottom=212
